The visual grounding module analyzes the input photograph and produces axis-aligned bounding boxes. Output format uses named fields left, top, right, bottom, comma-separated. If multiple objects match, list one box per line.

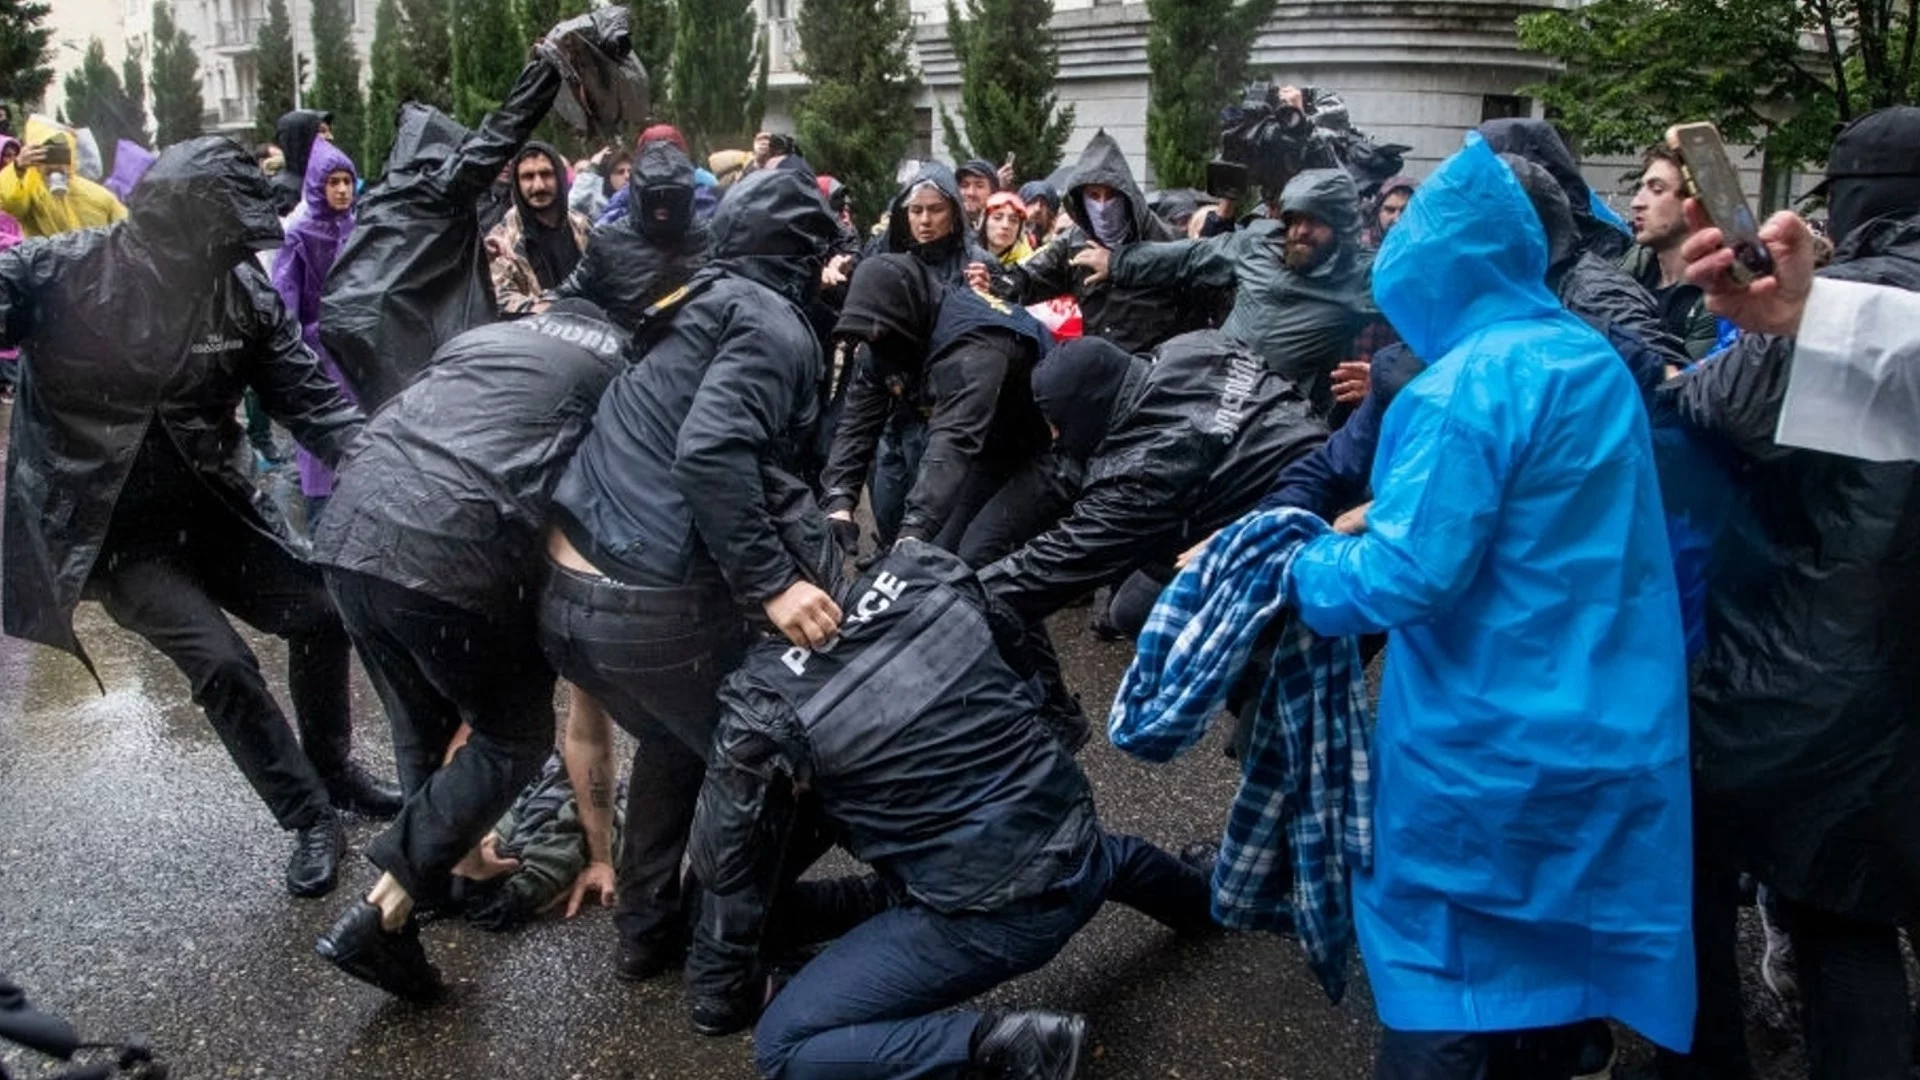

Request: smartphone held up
left=1666, top=122, right=1774, bottom=284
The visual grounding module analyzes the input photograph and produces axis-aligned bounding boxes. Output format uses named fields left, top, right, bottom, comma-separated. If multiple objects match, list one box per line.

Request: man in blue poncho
left=1286, top=134, right=1695, bottom=1076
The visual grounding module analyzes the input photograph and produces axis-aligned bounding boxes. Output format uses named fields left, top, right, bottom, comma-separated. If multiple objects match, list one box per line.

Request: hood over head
left=1065, top=131, right=1152, bottom=243
left=1478, top=118, right=1626, bottom=260
left=835, top=253, right=941, bottom=366
left=1378, top=175, right=1417, bottom=199
left=1017, top=180, right=1059, bottom=212
left=383, top=104, right=469, bottom=177
left=1815, top=106, right=1920, bottom=243
left=0, top=208, right=22, bottom=251
left=510, top=141, right=570, bottom=220
left=127, top=136, right=285, bottom=271
left=1497, top=152, right=1578, bottom=274
left=708, top=166, right=838, bottom=298
left=1277, top=168, right=1362, bottom=240
left=275, top=109, right=332, bottom=179
left=0, top=135, right=18, bottom=162
left=1371, top=133, right=1560, bottom=363
left=1030, top=335, right=1139, bottom=459
left=302, top=136, right=358, bottom=219
left=885, top=160, right=969, bottom=254
left=630, top=138, right=696, bottom=241
left=105, top=139, right=157, bottom=204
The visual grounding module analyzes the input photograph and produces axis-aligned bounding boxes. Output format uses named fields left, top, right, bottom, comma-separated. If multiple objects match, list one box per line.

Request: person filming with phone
left=0, top=126, right=126, bottom=238
left=1658, top=105, right=1920, bottom=1079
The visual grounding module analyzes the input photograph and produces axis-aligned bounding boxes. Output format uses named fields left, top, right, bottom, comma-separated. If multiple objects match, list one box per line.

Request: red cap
left=637, top=124, right=688, bottom=154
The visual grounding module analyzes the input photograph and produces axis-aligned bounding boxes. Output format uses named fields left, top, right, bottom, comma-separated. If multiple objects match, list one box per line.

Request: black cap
left=1808, top=106, right=1920, bottom=197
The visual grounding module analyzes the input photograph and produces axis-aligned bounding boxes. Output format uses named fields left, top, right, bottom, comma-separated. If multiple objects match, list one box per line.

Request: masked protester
left=551, top=139, right=709, bottom=332
left=1085, top=165, right=1373, bottom=414
left=1286, top=134, right=1693, bottom=1078
left=271, top=138, right=360, bottom=524
left=1658, top=105, right=1920, bottom=1080
left=311, top=301, right=631, bottom=1003
left=0, top=137, right=400, bottom=901
left=488, top=142, right=591, bottom=317
left=539, top=169, right=844, bottom=986
left=992, top=131, right=1205, bottom=354
left=270, top=109, right=332, bottom=218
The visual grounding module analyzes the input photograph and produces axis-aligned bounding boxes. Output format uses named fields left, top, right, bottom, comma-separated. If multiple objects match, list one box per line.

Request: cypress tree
left=938, top=0, right=1073, bottom=176
left=309, top=0, right=365, bottom=163
left=450, top=0, right=523, bottom=127
left=149, top=2, right=205, bottom=146
left=123, top=48, right=149, bottom=140
left=254, top=0, right=298, bottom=142
left=1144, top=0, right=1277, bottom=189
left=365, top=0, right=453, bottom=170
left=793, top=0, right=920, bottom=227
left=0, top=0, right=55, bottom=111
left=60, top=38, right=144, bottom=153
left=629, top=0, right=677, bottom=117
left=670, top=0, right=768, bottom=153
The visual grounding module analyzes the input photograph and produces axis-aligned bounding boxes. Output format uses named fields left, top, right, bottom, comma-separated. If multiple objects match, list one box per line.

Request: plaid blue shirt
left=1108, top=508, right=1374, bottom=1003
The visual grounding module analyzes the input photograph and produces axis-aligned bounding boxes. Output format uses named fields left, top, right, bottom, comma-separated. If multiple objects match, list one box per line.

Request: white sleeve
left=1774, top=277, right=1920, bottom=462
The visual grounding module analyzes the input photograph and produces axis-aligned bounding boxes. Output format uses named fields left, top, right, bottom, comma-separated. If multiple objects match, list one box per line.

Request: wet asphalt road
left=0, top=407, right=1809, bottom=1080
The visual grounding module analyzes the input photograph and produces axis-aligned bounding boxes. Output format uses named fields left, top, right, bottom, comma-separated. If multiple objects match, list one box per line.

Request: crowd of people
left=1, top=13, right=1917, bottom=1078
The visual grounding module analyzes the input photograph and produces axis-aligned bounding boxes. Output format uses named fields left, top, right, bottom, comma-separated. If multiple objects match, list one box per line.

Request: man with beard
left=1075, top=168, right=1374, bottom=413
left=311, top=300, right=629, bottom=1002
left=0, top=137, right=398, bottom=900
left=488, top=142, right=591, bottom=317
left=1623, top=144, right=1718, bottom=359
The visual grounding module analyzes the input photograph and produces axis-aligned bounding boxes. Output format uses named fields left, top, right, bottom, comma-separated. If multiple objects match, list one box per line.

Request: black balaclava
left=632, top=140, right=697, bottom=243
left=512, top=141, right=581, bottom=288
left=1828, top=175, right=1920, bottom=247
left=835, top=254, right=940, bottom=379
left=1030, top=337, right=1138, bottom=460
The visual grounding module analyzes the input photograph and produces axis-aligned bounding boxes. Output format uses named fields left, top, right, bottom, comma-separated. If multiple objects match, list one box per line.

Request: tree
left=1145, top=0, right=1277, bottom=190
left=364, top=0, right=454, bottom=170
left=1518, top=0, right=1920, bottom=200
left=0, top=0, right=55, bottom=110
left=630, top=0, right=678, bottom=117
left=61, top=39, right=146, bottom=156
left=450, top=0, right=523, bottom=127
left=254, top=0, right=298, bottom=142
left=671, top=0, right=768, bottom=153
left=794, top=0, right=921, bottom=226
left=123, top=46, right=149, bottom=140
left=309, top=0, right=365, bottom=165
left=938, top=0, right=1074, bottom=177
left=149, top=2, right=205, bottom=146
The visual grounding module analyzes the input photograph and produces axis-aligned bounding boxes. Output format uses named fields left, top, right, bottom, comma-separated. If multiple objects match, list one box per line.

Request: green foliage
left=61, top=39, right=147, bottom=156
left=1145, top=0, right=1276, bottom=189
left=938, top=0, right=1074, bottom=177
left=671, top=0, right=768, bottom=153
left=149, top=2, right=205, bottom=146
left=450, top=0, right=524, bottom=127
left=254, top=0, right=298, bottom=143
left=794, top=0, right=921, bottom=227
left=1518, top=0, right=1920, bottom=176
left=630, top=0, right=678, bottom=118
left=123, top=49, right=148, bottom=138
left=309, top=0, right=365, bottom=167
left=0, top=0, right=55, bottom=110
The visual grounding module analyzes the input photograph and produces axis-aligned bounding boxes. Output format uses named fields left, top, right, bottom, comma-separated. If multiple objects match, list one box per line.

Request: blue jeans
left=753, top=832, right=1209, bottom=1080
left=870, top=413, right=930, bottom=547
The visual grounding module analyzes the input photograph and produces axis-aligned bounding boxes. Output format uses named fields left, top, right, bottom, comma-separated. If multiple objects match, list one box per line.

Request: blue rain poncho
left=1286, top=135, right=1695, bottom=1050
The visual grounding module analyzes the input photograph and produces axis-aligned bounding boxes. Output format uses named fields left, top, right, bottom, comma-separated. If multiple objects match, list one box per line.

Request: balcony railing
left=215, top=18, right=265, bottom=49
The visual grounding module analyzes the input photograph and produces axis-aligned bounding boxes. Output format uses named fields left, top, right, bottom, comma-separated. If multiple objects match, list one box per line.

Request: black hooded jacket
left=980, top=331, right=1326, bottom=620
left=0, top=137, right=365, bottom=672
left=553, top=140, right=710, bottom=332
left=549, top=168, right=839, bottom=604
left=320, top=58, right=567, bottom=411
left=1478, top=118, right=1631, bottom=263
left=508, top=141, right=585, bottom=289
left=1666, top=208, right=1920, bottom=923
left=994, top=131, right=1206, bottom=354
left=819, top=254, right=1053, bottom=542
left=868, top=161, right=997, bottom=288
left=312, top=307, right=630, bottom=615
left=272, top=109, right=332, bottom=216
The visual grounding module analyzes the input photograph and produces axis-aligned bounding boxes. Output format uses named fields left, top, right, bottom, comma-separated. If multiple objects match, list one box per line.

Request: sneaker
left=315, top=901, right=445, bottom=1003
left=285, top=811, right=344, bottom=898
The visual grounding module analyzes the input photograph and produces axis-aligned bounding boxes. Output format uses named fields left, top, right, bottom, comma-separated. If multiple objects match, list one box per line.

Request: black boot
left=286, top=810, right=344, bottom=898
left=972, top=1010, right=1086, bottom=1080
left=324, top=762, right=404, bottom=820
left=315, top=901, right=445, bottom=1003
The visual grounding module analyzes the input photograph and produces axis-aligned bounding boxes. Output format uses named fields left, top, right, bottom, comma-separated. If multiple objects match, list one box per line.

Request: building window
left=1481, top=95, right=1531, bottom=123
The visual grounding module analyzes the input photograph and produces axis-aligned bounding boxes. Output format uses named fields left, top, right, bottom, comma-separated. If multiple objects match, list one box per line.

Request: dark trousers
left=870, top=413, right=930, bottom=548
left=88, top=525, right=352, bottom=832
left=537, top=560, right=748, bottom=950
left=955, top=451, right=1080, bottom=569
left=1375, top=1024, right=1598, bottom=1080
left=325, top=568, right=557, bottom=905
left=753, top=832, right=1210, bottom=1080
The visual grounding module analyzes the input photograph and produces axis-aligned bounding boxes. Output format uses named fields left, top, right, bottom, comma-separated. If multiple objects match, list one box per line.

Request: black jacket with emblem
left=312, top=308, right=630, bottom=615
left=981, top=330, right=1325, bottom=621
left=0, top=137, right=365, bottom=672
